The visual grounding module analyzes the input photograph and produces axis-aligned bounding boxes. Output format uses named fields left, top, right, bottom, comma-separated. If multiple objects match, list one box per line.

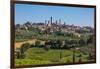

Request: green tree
left=79, top=39, right=85, bottom=46
left=20, top=43, right=30, bottom=58
left=87, top=35, right=93, bottom=44
left=35, top=40, right=41, bottom=47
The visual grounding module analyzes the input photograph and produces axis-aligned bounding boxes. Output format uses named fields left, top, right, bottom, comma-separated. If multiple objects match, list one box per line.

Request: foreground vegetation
left=15, top=47, right=94, bottom=66
left=15, top=29, right=94, bottom=66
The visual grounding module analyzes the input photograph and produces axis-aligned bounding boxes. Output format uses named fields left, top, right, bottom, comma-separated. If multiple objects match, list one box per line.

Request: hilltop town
left=15, top=17, right=94, bottom=38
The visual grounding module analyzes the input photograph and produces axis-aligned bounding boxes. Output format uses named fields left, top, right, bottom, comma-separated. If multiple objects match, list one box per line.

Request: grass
left=15, top=59, right=52, bottom=66
left=15, top=47, right=92, bottom=66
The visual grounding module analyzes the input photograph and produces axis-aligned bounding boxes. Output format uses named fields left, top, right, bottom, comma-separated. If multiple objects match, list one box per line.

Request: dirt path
left=15, top=39, right=37, bottom=49
left=15, top=39, right=45, bottom=50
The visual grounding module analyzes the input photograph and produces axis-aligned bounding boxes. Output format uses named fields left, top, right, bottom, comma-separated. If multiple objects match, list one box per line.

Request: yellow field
left=15, top=39, right=45, bottom=50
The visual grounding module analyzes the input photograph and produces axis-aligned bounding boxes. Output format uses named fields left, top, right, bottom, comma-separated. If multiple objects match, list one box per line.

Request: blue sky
left=15, top=4, right=94, bottom=27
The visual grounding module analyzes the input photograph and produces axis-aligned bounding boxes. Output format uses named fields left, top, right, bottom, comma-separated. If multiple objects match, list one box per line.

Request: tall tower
left=55, top=20, right=58, bottom=25
left=59, top=19, right=61, bottom=25
left=64, top=22, right=66, bottom=25
left=50, top=17, right=53, bottom=24
left=48, top=17, right=53, bottom=27
left=48, top=20, right=51, bottom=27
left=45, top=20, right=47, bottom=25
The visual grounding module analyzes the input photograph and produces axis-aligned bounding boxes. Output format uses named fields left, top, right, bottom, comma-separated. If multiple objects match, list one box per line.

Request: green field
left=15, top=47, right=94, bottom=66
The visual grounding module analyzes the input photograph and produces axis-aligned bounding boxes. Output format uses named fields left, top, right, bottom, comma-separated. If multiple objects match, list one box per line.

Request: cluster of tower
left=44, top=17, right=62, bottom=27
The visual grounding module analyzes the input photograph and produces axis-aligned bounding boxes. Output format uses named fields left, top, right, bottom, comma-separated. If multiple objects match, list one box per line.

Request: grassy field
left=15, top=47, right=93, bottom=66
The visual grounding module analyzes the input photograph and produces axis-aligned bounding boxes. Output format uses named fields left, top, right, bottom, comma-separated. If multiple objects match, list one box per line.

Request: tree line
left=15, top=35, right=93, bottom=59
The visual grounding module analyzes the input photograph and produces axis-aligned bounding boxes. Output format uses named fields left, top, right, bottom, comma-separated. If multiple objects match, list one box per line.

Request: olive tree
left=20, top=43, right=30, bottom=58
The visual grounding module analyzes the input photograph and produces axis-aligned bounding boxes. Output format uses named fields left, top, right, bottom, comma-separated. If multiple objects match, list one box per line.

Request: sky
left=15, top=4, right=94, bottom=27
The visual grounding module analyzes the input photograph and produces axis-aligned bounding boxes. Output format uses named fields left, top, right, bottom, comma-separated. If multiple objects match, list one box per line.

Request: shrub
left=20, top=43, right=30, bottom=58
